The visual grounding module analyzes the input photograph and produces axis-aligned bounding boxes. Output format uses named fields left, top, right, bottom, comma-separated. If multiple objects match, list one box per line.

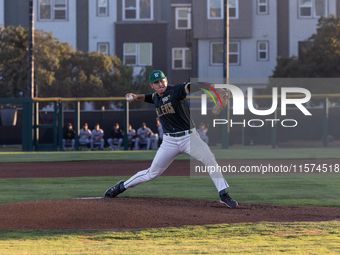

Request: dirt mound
left=1, top=197, right=339, bottom=230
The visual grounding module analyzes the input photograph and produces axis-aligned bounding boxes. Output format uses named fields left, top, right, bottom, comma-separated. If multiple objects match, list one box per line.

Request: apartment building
left=169, top=0, right=193, bottom=83
left=1, top=0, right=340, bottom=87
left=114, top=0, right=171, bottom=78
left=287, top=0, right=338, bottom=57
left=114, top=0, right=193, bottom=84
left=191, top=0, right=339, bottom=90
left=1, top=0, right=117, bottom=56
left=192, top=0, right=276, bottom=80
left=0, top=0, right=3, bottom=26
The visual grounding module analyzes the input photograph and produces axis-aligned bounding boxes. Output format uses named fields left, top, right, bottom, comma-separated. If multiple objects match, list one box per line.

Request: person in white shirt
left=135, top=122, right=153, bottom=150
left=127, top=124, right=136, bottom=150
left=90, top=124, right=105, bottom=150
left=79, top=123, right=91, bottom=149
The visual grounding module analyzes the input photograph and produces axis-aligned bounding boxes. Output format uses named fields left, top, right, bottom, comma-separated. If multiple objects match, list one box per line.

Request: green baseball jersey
left=146, top=83, right=195, bottom=133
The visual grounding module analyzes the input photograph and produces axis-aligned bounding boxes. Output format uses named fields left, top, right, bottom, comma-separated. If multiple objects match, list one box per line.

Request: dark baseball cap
left=149, top=70, right=167, bottom=83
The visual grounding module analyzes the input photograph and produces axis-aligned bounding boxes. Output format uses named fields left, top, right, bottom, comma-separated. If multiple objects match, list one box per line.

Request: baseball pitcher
left=104, top=70, right=237, bottom=208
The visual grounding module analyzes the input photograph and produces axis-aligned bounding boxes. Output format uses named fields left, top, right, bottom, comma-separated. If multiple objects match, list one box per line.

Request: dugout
left=1, top=96, right=339, bottom=151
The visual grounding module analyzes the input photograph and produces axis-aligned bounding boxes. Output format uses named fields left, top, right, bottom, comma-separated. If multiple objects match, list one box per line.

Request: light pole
left=222, top=0, right=230, bottom=149
left=223, top=0, right=229, bottom=81
left=28, top=0, right=34, bottom=99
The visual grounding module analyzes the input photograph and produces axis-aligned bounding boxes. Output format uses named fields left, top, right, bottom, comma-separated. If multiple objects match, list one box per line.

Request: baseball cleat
left=220, top=193, right=238, bottom=208
left=104, top=180, right=125, bottom=198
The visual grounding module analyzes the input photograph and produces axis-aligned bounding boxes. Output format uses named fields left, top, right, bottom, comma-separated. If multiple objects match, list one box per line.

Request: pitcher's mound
left=1, top=197, right=339, bottom=230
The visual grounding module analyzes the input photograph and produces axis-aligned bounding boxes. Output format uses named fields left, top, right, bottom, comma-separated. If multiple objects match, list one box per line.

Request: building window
left=124, top=43, right=152, bottom=66
left=172, top=48, right=191, bottom=69
left=229, top=0, right=238, bottom=19
left=210, top=42, right=224, bottom=65
left=207, top=0, right=238, bottom=19
left=299, top=0, right=327, bottom=18
left=98, top=43, right=109, bottom=55
left=229, top=42, right=240, bottom=64
left=123, top=0, right=153, bottom=20
left=208, top=0, right=223, bottom=19
left=176, top=7, right=191, bottom=29
left=257, top=41, right=269, bottom=61
left=38, top=0, right=67, bottom=21
left=257, top=0, right=268, bottom=14
left=210, top=41, right=240, bottom=65
left=97, top=0, right=109, bottom=16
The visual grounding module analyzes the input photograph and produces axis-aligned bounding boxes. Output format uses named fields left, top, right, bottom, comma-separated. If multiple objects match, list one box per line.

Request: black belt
left=165, top=130, right=192, bottom=137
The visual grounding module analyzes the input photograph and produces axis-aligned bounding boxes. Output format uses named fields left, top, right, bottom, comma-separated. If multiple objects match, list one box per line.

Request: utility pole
left=28, top=0, right=35, bottom=151
left=223, top=0, right=229, bottom=81
left=28, top=0, right=34, bottom=99
left=222, top=0, right=230, bottom=149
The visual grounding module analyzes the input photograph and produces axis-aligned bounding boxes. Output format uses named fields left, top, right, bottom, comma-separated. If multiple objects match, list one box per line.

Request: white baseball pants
left=124, top=129, right=229, bottom=192
left=90, top=138, right=104, bottom=149
left=135, top=137, right=151, bottom=150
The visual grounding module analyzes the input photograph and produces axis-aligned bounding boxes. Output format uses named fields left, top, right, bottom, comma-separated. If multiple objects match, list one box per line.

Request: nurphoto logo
left=200, top=84, right=312, bottom=128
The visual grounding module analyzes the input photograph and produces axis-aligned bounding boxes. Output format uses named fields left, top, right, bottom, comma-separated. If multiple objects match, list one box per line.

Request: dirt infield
left=1, top=159, right=339, bottom=230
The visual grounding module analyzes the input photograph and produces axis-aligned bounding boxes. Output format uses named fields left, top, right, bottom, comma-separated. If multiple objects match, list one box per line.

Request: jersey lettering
left=156, top=102, right=175, bottom=117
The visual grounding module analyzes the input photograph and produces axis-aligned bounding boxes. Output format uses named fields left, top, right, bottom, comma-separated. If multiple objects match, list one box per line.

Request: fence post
left=221, top=102, right=229, bottom=149
left=22, top=101, right=34, bottom=151
left=58, top=101, right=64, bottom=151
left=53, top=102, right=58, bottom=151
left=124, top=100, right=129, bottom=150
left=33, top=101, right=39, bottom=150
left=271, top=110, right=277, bottom=149
left=74, top=101, right=80, bottom=150
left=322, top=97, right=328, bottom=147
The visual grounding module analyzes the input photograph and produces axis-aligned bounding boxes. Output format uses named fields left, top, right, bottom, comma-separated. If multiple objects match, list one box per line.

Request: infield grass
left=0, top=146, right=339, bottom=163
left=0, top=221, right=339, bottom=254
left=0, top=173, right=339, bottom=206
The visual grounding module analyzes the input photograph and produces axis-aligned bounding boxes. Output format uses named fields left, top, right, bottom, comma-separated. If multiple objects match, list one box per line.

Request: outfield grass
left=0, top=222, right=339, bottom=254
left=0, top=173, right=339, bottom=206
left=0, top=146, right=339, bottom=163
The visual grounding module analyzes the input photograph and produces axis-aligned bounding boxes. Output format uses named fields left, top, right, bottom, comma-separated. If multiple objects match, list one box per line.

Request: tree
left=0, top=25, right=152, bottom=109
left=0, top=26, right=29, bottom=98
left=306, top=15, right=340, bottom=77
left=270, top=16, right=340, bottom=95
left=0, top=26, right=76, bottom=98
left=103, top=64, right=154, bottom=109
left=273, top=16, right=340, bottom=79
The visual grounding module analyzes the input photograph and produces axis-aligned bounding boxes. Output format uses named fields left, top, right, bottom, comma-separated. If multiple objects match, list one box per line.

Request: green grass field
left=0, top=146, right=340, bottom=162
left=0, top=222, right=339, bottom=254
left=0, top=147, right=339, bottom=254
left=0, top=174, right=339, bottom=206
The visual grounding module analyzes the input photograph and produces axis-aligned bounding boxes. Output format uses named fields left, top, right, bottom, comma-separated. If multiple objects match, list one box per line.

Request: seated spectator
left=135, top=122, right=153, bottom=150
left=79, top=123, right=91, bottom=149
left=127, top=124, right=136, bottom=150
left=197, top=122, right=209, bottom=145
left=90, top=124, right=104, bottom=150
left=107, top=123, right=123, bottom=151
left=62, top=123, right=75, bottom=151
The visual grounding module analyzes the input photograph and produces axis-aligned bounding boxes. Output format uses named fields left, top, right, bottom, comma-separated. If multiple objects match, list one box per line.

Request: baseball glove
left=212, top=88, right=230, bottom=115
